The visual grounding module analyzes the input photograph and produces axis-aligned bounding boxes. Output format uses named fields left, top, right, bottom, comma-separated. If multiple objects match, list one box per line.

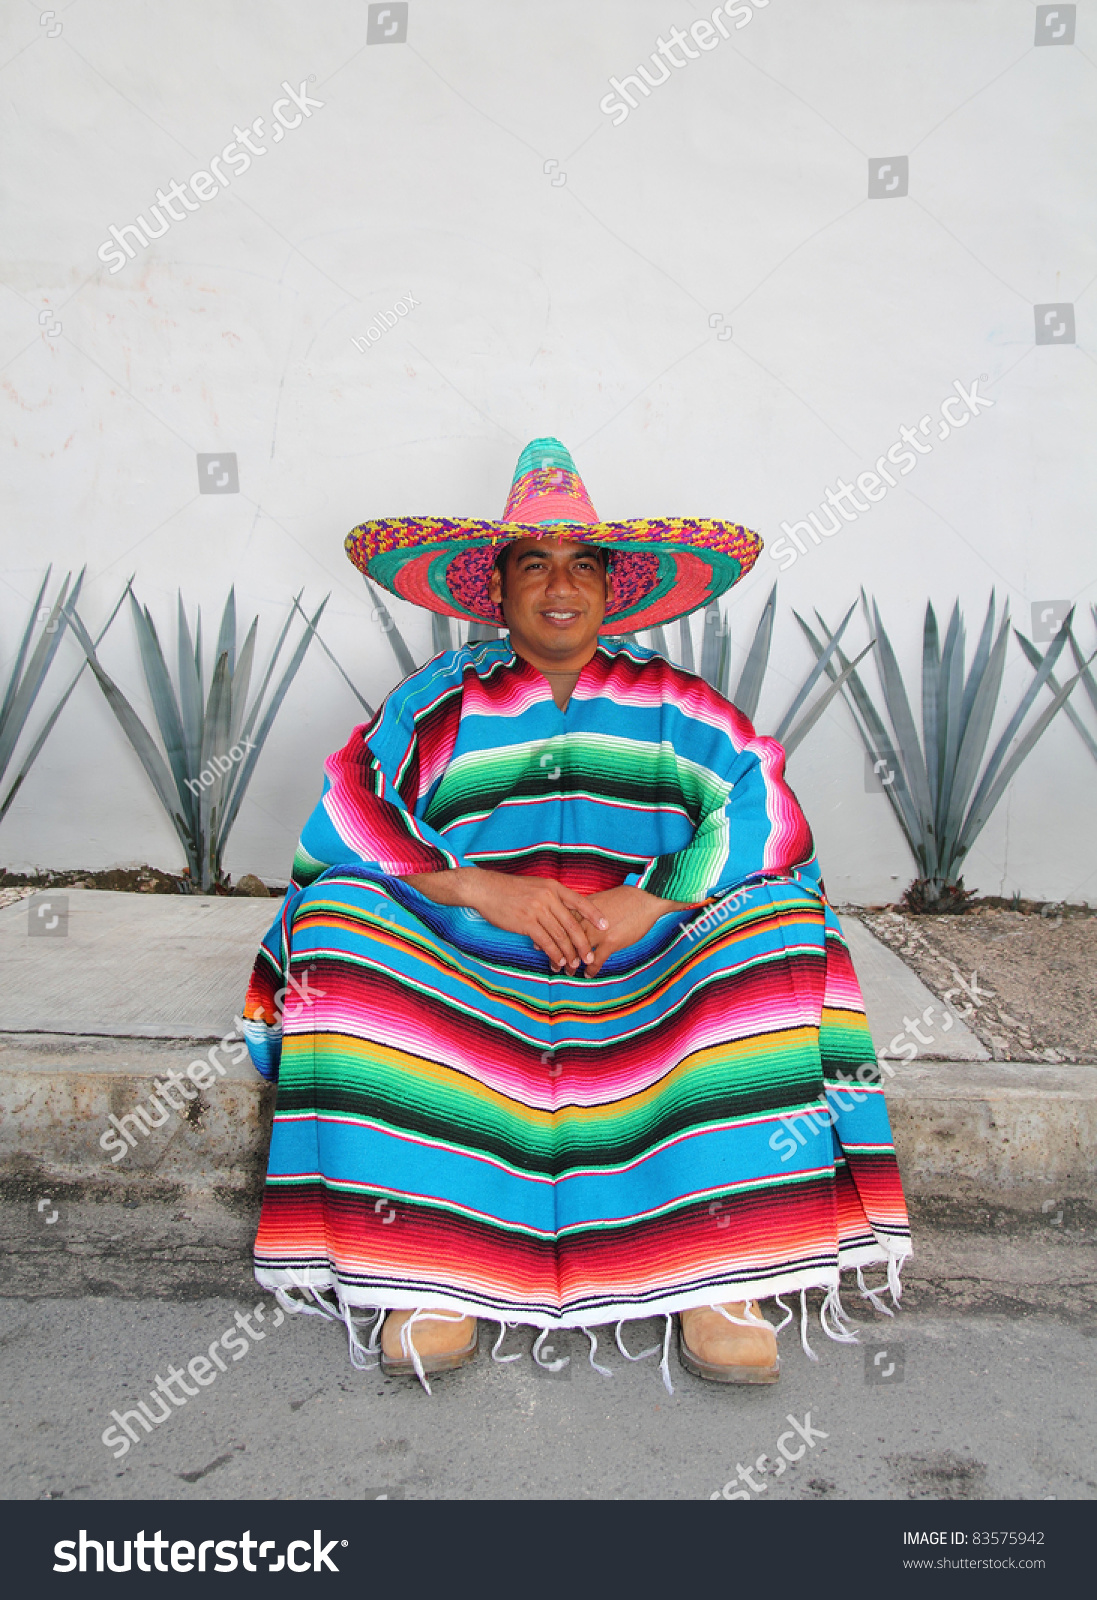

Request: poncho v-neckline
left=502, top=638, right=606, bottom=719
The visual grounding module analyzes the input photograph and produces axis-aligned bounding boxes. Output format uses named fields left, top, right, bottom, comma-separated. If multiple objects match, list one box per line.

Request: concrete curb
left=886, top=1057, right=1097, bottom=1203
left=3, top=1033, right=1094, bottom=1208
left=0, top=1034, right=273, bottom=1195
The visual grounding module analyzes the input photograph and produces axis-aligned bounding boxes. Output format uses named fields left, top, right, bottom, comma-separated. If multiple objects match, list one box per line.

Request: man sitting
left=243, top=438, right=911, bottom=1390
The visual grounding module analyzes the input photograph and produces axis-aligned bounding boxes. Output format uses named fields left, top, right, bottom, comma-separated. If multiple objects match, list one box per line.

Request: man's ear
left=488, top=565, right=503, bottom=607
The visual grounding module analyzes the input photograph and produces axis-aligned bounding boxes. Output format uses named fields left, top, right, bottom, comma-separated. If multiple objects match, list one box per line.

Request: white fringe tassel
left=711, top=1300, right=769, bottom=1330
left=856, top=1266, right=894, bottom=1317
left=491, top=1321, right=523, bottom=1363
left=887, top=1250, right=904, bottom=1307
left=658, top=1314, right=675, bottom=1395
left=399, top=1308, right=470, bottom=1396
left=580, top=1326, right=614, bottom=1378
left=614, top=1320, right=661, bottom=1363
left=532, top=1328, right=570, bottom=1373
left=799, top=1290, right=818, bottom=1362
left=342, top=1306, right=383, bottom=1371
left=819, top=1285, right=860, bottom=1345
left=772, top=1295, right=794, bottom=1333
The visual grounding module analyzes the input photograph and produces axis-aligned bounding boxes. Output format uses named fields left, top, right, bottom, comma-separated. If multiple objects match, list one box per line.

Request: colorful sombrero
left=345, top=438, right=762, bottom=634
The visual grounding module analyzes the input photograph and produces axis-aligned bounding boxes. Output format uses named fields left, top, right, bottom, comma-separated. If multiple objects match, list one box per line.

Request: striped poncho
left=244, top=636, right=911, bottom=1342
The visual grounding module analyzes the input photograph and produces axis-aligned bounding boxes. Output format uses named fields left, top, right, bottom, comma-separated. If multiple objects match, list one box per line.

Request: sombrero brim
left=345, top=517, right=763, bottom=633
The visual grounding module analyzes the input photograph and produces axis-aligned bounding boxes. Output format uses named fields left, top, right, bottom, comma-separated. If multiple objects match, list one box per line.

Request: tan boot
left=679, top=1301, right=780, bottom=1384
left=380, top=1308, right=478, bottom=1377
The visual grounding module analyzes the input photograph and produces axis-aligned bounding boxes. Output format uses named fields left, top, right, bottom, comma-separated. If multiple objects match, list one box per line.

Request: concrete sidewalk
left=1, top=891, right=1092, bottom=1207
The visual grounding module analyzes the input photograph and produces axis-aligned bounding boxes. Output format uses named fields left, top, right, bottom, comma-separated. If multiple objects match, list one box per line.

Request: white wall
left=2, top=0, right=1094, bottom=903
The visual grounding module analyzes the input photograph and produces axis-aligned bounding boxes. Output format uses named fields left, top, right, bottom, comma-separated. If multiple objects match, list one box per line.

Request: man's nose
left=545, top=562, right=579, bottom=595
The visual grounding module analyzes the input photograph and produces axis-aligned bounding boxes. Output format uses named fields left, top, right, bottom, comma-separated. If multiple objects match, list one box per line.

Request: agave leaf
left=835, top=607, right=927, bottom=865
left=783, top=641, right=876, bottom=756
left=1067, top=630, right=1097, bottom=718
left=364, top=578, right=417, bottom=680
left=127, top=592, right=192, bottom=824
left=229, top=617, right=259, bottom=747
left=176, top=595, right=203, bottom=783
left=963, top=607, right=1074, bottom=832
left=956, top=650, right=1095, bottom=862
left=466, top=620, right=499, bottom=643
left=649, top=624, right=670, bottom=660
left=219, top=596, right=328, bottom=847
left=0, top=579, right=130, bottom=825
left=0, top=570, right=81, bottom=779
left=940, top=614, right=1010, bottom=851
left=215, top=588, right=237, bottom=680
left=0, top=568, right=52, bottom=738
left=933, top=601, right=965, bottom=847
left=773, top=599, right=856, bottom=742
left=699, top=601, right=725, bottom=687
left=716, top=615, right=732, bottom=698
left=431, top=612, right=454, bottom=655
left=958, top=593, right=997, bottom=747
left=796, top=610, right=926, bottom=870
left=677, top=615, right=695, bottom=674
left=869, top=596, right=933, bottom=834
left=63, top=607, right=197, bottom=873
left=290, top=598, right=374, bottom=717
left=238, top=591, right=302, bottom=748
left=197, top=650, right=233, bottom=889
left=734, top=584, right=777, bottom=720
left=921, top=601, right=942, bottom=825
left=1015, top=630, right=1097, bottom=765
left=803, top=611, right=892, bottom=753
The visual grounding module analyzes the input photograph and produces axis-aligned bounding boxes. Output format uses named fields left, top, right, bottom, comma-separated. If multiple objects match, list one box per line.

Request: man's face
left=488, top=536, right=612, bottom=670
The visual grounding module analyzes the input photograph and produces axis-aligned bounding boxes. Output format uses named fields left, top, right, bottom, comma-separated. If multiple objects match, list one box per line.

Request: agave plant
left=647, top=584, right=875, bottom=756
left=66, top=586, right=328, bottom=891
left=797, top=592, right=1088, bottom=909
left=1014, top=604, right=1097, bottom=766
left=0, top=568, right=129, bottom=825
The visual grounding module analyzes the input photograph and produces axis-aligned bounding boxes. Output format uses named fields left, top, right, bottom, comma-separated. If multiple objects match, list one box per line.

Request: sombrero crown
left=345, top=437, right=761, bottom=633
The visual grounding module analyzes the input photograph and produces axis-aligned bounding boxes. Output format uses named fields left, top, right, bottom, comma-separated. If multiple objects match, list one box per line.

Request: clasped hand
left=402, top=868, right=691, bottom=977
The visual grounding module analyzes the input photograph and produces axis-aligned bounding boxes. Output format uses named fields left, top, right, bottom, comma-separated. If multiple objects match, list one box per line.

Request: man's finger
left=530, top=928, right=571, bottom=972
left=558, top=889, right=610, bottom=931
left=541, top=906, right=593, bottom=967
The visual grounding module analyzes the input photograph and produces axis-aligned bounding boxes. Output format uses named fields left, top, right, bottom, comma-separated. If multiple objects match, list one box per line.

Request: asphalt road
left=2, top=1191, right=1094, bottom=1502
